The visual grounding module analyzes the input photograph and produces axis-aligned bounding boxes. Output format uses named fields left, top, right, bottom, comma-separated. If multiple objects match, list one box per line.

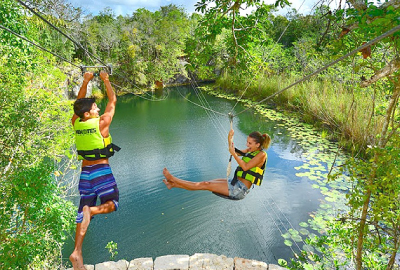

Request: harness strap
left=235, top=147, right=246, bottom=156
left=77, top=143, right=121, bottom=161
left=231, top=167, right=240, bottom=185
left=232, top=151, right=266, bottom=186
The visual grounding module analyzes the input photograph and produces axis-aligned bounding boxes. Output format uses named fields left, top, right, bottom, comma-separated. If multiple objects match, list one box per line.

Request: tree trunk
left=378, top=80, right=400, bottom=147
left=387, top=234, right=399, bottom=270
left=355, top=76, right=400, bottom=270
left=355, top=174, right=374, bottom=270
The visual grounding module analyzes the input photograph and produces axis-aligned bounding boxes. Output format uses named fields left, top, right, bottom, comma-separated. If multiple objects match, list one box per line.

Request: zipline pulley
left=80, top=64, right=113, bottom=76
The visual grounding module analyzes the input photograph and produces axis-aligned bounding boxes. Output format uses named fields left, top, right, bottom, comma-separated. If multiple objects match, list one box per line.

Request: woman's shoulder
left=255, top=150, right=267, bottom=160
left=256, top=149, right=267, bottom=155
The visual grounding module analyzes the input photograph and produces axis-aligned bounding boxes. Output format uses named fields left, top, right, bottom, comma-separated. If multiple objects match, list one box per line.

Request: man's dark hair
left=73, top=97, right=96, bottom=118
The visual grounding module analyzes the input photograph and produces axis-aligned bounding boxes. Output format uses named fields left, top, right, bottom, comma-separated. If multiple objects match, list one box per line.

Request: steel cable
left=0, top=24, right=80, bottom=68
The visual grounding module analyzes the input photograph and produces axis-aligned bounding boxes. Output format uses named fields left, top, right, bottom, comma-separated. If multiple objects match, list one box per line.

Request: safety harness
left=74, top=117, right=121, bottom=161
left=231, top=149, right=267, bottom=186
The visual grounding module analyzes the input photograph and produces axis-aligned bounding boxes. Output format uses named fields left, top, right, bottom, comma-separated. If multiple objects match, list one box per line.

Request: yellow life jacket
left=234, top=150, right=267, bottom=186
left=74, top=117, right=120, bottom=161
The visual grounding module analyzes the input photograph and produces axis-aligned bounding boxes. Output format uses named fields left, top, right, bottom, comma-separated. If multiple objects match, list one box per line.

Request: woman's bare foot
left=80, top=205, right=91, bottom=233
left=162, top=179, right=173, bottom=189
left=69, top=251, right=86, bottom=270
left=162, top=168, right=177, bottom=189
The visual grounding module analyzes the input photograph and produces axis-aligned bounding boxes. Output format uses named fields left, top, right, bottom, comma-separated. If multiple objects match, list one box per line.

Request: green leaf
left=284, top=239, right=293, bottom=247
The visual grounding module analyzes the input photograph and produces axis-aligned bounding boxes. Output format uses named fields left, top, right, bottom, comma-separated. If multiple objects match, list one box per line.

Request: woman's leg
left=162, top=168, right=229, bottom=196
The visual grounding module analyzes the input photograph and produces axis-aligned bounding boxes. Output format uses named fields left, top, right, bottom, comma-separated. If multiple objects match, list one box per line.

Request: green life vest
left=234, top=150, right=267, bottom=186
left=74, top=117, right=120, bottom=161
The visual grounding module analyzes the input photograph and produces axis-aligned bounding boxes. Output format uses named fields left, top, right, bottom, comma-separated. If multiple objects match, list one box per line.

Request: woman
left=163, top=129, right=271, bottom=200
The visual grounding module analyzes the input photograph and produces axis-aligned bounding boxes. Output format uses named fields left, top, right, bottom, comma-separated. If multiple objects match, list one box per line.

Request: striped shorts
left=76, top=164, right=119, bottom=223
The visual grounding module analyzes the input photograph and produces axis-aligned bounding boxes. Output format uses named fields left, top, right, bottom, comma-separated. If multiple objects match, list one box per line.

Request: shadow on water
left=63, top=85, right=324, bottom=266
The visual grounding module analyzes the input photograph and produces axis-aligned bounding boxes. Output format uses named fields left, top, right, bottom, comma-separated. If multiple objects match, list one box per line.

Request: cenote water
left=63, top=85, right=332, bottom=266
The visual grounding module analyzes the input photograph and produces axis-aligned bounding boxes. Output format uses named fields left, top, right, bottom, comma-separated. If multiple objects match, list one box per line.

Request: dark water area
left=63, top=86, right=324, bottom=266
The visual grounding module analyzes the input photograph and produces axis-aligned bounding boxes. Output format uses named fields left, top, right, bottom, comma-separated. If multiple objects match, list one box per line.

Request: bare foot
left=80, top=205, right=91, bottom=234
left=69, top=251, right=86, bottom=270
left=162, top=168, right=176, bottom=189
left=163, top=167, right=174, bottom=180
left=163, top=179, right=174, bottom=189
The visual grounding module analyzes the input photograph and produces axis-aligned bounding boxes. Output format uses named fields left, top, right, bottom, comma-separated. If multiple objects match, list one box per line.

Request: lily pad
left=299, top=228, right=310, bottom=235
left=284, top=239, right=293, bottom=247
left=299, top=222, right=309, bottom=228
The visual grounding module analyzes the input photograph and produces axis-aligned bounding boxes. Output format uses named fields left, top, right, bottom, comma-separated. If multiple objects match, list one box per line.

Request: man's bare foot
left=80, top=205, right=91, bottom=233
left=69, top=251, right=86, bottom=270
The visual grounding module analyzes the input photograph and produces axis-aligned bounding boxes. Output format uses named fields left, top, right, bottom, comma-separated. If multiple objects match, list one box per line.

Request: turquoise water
left=63, top=86, right=323, bottom=266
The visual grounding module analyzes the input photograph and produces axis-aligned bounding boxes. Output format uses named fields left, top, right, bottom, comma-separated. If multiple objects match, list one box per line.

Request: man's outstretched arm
left=72, top=72, right=94, bottom=124
left=99, top=71, right=116, bottom=135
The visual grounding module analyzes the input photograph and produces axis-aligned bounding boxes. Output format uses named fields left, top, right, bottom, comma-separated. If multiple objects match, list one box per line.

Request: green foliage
left=1, top=0, right=399, bottom=268
left=105, top=241, right=118, bottom=261
left=0, top=0, right=77, bottom=268
left=290, top=133, right=400, bottom=270
left=0, top=161, right=76, bottom=269
left=75, top=4, right=192, bottom=88
left=199, top=1, right=400, bottom=269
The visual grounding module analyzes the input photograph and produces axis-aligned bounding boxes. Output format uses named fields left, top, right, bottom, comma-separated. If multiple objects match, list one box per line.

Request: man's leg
left=89, top=200, right=115, bottom=215
left=70, top=164, right=117, bottom=269
left=69, top=205, right=91, bottom=270
left=96, top=186, right=119, bottom=216
left=69, top=200, right=116, bottom=269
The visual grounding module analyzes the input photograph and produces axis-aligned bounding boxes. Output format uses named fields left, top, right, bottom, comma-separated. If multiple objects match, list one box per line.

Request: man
left=69, top=71, right=120, bottom=270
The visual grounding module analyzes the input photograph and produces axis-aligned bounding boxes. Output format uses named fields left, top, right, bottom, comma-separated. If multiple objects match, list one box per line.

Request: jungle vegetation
left=0, top=0, right=399, bottom=269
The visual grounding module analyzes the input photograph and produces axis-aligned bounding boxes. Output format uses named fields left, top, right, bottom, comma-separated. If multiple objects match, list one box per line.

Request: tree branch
left=360, top=57, right=400, bottom=88
left=339, top=0, right=400, bottom=38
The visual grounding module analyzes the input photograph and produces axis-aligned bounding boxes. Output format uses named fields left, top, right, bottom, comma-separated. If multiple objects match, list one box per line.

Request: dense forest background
left=0, top=0, right=399, bottom=269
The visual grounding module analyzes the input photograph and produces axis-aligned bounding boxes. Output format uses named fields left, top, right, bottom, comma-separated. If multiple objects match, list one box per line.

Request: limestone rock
left=189, top=253, right=233, bottom=270
left=128, top=257, right=154, bottom=270
left=268, top=264, right=288, bottom=270
left=234, top=257, right=268, bottom=270
left=95, top=259, right=129, bottom=270
left=154, top=254, right=190, bottom=270
left=66, top=264, right=94, bottom=270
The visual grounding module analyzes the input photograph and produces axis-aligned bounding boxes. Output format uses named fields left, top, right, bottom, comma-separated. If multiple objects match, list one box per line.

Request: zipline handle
left=80, top=64, right=113, bottom=76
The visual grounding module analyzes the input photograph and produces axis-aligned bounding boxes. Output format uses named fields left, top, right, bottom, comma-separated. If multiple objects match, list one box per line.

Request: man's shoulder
left=99, top=114, right=112, bottom=127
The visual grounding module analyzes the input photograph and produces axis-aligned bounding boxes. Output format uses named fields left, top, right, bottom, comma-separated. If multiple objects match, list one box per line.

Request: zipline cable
left=175, top=84, right=227, bottom=143
left=0, top=24, right=80, bottom=68
left=229, top=0, right=307, bottom=114
left=183, top=70, right=231, bottom=144
left=15, top=0, right=103, bottom=66
left=0, top=22, right=169, bottom=102
left=111, top=82, right=170, bottom=101
left=17, top=0, right=400, bottom=115
left=175, top=86, right=226, bottom=117
left=187, top=73, right=228, bottom=141
left=259, top=188, right=308, bottom=251
left=185, top=24, right=400, bottom=119
left=111, top=69, right=167, bottom=100
left=186, top=77, right=307, bottom=255
left=16, top=0, right=170, bottom=102
left=233, top=24, right=400, bottom=117
left=257, top=196, right=303, bottom=256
